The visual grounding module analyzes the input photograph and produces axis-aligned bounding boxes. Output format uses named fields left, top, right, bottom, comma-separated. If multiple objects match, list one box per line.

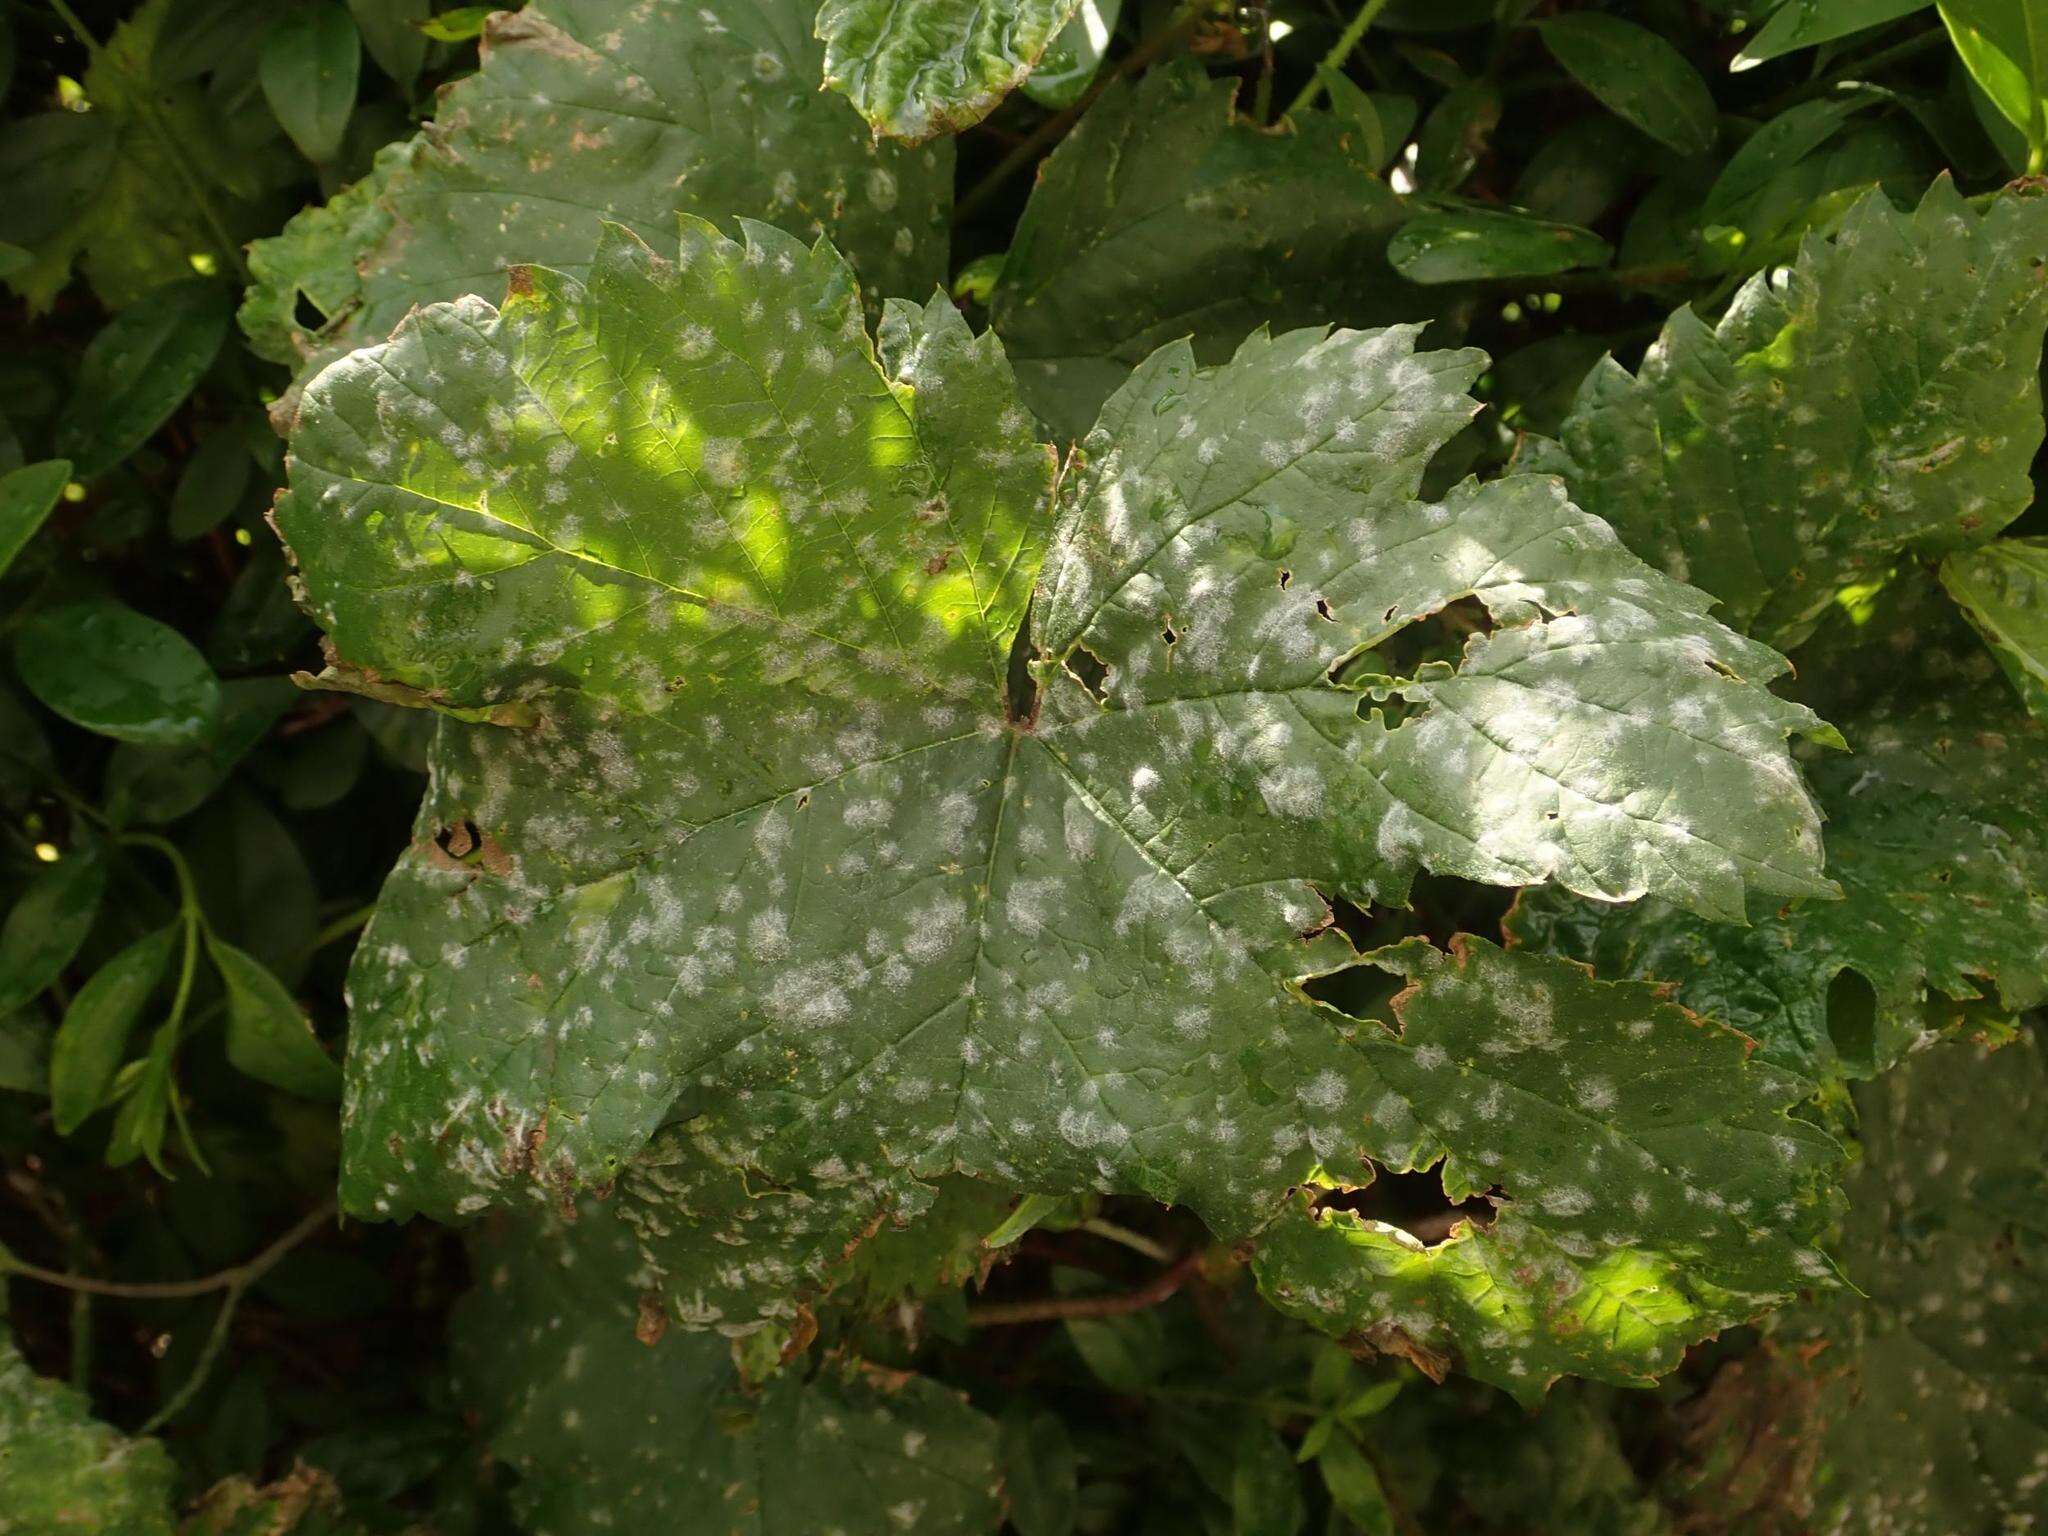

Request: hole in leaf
left=1826, top=967, right=1878, bottom=1074
left=1161, top=619, right=1178, bottom=646
left=1278, top=568, right=1293, bottom=589
left=1309, top=1165, right=1499, bottom=1246
left=435, top=819, right=484, bottom=860
left=795, top=792, right=810, bottom=810
left=1375, top=594, right=1494, bottom=675
left=292, top=286, right=328, bottom=332
left=1064, top=645, right=1110, bottom=705
left=1005, top=602, right=1040, bottom=726
left=1314, top=597, right=1335, bottom=622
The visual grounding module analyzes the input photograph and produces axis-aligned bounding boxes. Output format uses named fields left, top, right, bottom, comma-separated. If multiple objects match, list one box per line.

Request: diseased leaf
left=0, top=844, right=107, bottom=1016
left=52, top=280, right=232, bottom=479
left=817, top=0, right=1083, bottom=140
left=1511, top=573, right=2048, bottom=1083
left=989, top=64, right=1417, bottom=440
left=280, top=220, right=1840, bottom=1388
left=1540, top=182, right=2048, bottom=650
left=1387, top=208, right=1611, bottom=283
left=238, top=0, right=950, bottom=387
left=1536, top=14, right=1719, bottom=156
left=453, top=1201, right=1004, bottom=1534
left=16, top=599, right=222, bottom=748
left=48, top=925, right=177, bottom=1136
left=0, top=1315, right=178, bottom=1535
left=259, top=3, right=361, bottom=164
left=1941, top=535, right=2048, bottom=717
left=0, top=459, right=71, bottom=576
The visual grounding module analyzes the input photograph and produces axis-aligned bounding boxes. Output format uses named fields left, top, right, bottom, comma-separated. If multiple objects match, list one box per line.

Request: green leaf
left=0, top=458, right=72, bottom=576
left=0, top=1324, right=177, bottom=1535
left=0, top=844, right=107, bottom=1015
left=238, top=0, right=950, bottom=387
left=1232, top=1421, right=1304, bottom=1536
left=208, top=936, right=342, bottom=1100
left=1412, top=78, right=1500, bottom=191
left=1314, top=1432, right=1394, bottom=1535
left=416, top=5, right=489, bottom=42
left=16, top=599, right=222, bottom=748
left=1387, top=208, right=1611, bottom=283
left=48, top=924, right=177, bottom=1135
left=1537, top=14, right=1719, bottom=156
left=0, top=1011, right=48, bottom=1094
left=1318, top=73, right=1415, bottom=174
left=1022, top=0, right=1120, bottom=110
left=453, top=1202, right=1004, bottom=1533
left=282, top=222, right=1842, bottom=1389
left=1001, top=1407, right=1079, bottom=1536
left=818, top=0, right=1083, bottom=140
left=989, top=63, right=1414, bottom=440
left=104, top=1018, right=179, bottom=1174
left=346, top=0, right=428, bottom=88
left=1941, top=535, right=2048, bottom=718
left=1734, top=0, right=1933, bottom=69
left=1511, top=573, right=2048, bottom=1084
left=168, top=427, right=256, bottom=542
left=52, top=280, right=232, bottom=479
left=1540, top=182, right=2048, bottom=651
left=1696, top=93, right=1881, bottom=231
left=259, top=3, right=361, bottom=164
left=1937, top=0, right=2048, bottom=165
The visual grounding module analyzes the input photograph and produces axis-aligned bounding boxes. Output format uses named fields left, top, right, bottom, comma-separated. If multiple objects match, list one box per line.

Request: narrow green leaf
left=260, top=2, right=361, bottom=164
left=1315, top=1433, right=1395, bottom=1536
left=1231, top=1421, right=1305, bottom=1536
left=1001, top=1407, right=1079, bottom=1536
left=104, top=1019, right=178, bottom=1174
left=417, top=4, right=489, bottom=41
left=1388, top=208, right=1611, bottom=283
left=15, top=600, right=222, bottom=748
left=1733, top=0, right=1933, bottom=69
left=1698, top=93, right=1879, bottom=229
left=48, top=925, right=177, bottom=1135
left=168, top=428, right=254, bottom=542
left=51, top=280, right=231, bottom=478
left=208, top=936, right=341, bottom=1100
left=818, top=0, right=1084, bottom=140
left=0, top=845, right=107, bottom=1015
left=0, top=459, right=71, bottom=576
left=1021, top=0, right=1120, bottom=110
left=1941, top=536, right=2048, bottom=717
left=1938, top=0, right=2048, bottom=163
left=1538, top=13, right=1719, bottom=155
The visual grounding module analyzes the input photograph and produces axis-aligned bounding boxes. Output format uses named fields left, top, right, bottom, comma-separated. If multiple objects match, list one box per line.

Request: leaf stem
left=1076, top=1217, right=1178, bottom=1264
left=308, top=902, right=378, bottom=955
left=966, top=1251, right=1202, bottom=1326
left=1283, top=0, right=1398, bottom=119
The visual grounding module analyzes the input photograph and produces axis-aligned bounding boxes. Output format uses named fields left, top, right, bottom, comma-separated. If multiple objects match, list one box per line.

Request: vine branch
left=966, top=1251, right=1203, bottom=1327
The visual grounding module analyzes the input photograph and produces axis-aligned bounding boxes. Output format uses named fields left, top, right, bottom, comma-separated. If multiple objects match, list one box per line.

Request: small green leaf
left=48, top=925, right=177, bottom=1135
left=1698, top=93, right=1879, bottom=230
left=0, top=1011, right=48, bottom=1095
left=1388, top=208, right=1611, bottom=283
left=260, top=2, right=362, bottom=164
left=1337, top=1380, right=1401, bottom=1422
left=984, top=1192, right=1077, bottom=1250
left=1021, top=0, right=1120, bottom=110
left=1318, top=70, right=1417, bottom=173
left=347, top=0, right=428, bottom=87
left=1231, top=1420, right=1304, bottom=1536
left=1538, top=13, right=1719, bottom=156
left=208, top=936, right=342, bottom=1100
left=1001, top=1407, right=1079, bottom=1536
left=15, top=599, right=222, bottom=748
left=416, top=4, right=490, bottom=42
left=1938, top=0, right=2048, bottom=166
left=818, top=0, right=1084, bottom=140
left=51, top=280, right=231, bottom=478
left=1941, top=536, right=2048, bottom=717
left=1734, top=0, right=1932, bottom=69
left=104, top=1019, right=179, bottom=1174
left=0, top=459, right=72, bottom=577
left=0, top=242, right=28, bottom=280
left=0, top=845, right=107, bottom=1016
left=1315, top=1432, right=1395, bottom=1535
left=1413, top=77, right=1501, bottom=189
left=168, top=428, right=254, bottom=542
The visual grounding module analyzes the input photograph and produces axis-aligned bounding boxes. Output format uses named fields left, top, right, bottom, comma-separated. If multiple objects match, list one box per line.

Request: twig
left=1283, top=0, right=1398, bottom=119
left=0, top=1200, right=336, bottom=1301
left=966, top=1251, right=1202, bottom=1327
left=953, top=4, right=1204, bottom=227
left=1077, top=1217, right=1177, bottom=1264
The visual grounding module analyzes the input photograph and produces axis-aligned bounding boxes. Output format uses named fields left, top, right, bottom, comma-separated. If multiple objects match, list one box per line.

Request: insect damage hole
left=1064, top=644, right=1110, bottom=705
left=1307, top=1166, right=1499, bottom=1248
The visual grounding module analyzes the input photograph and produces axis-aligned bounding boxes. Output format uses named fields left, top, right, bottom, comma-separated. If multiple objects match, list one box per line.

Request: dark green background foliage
left=1, top=0, right=2044, bottom=1531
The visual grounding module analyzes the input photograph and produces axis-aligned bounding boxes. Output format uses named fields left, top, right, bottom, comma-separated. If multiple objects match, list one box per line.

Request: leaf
left=1941, top=535, right=2048, bottom=718
left=281, top=222, right=1842, bottom=1388
left=346, top=0, right=428, bottom=88
left=105, top=1018, right=179, bottom=1174
left=452, top=1202, right=1004, bottom=1534
left=238, top=0, right=950, bottom=386
left=0, top=1322, right=177, bottom=1535
left=52, top=280, right=232, bottom=479
left=1318, top=73, right=1415, bottom=174
left=48, top=924, right=177, bottom=1135
left=1001, top=1407, right=1079, bottom=1536
left=1733, top=0, right=1933, bottom=69
left=1696, top=93, right=1881, bottom=231
left=0, top=844, right=107, bottom=1015
left=1021, top=0, right=1121, bottom=111
left=0, top=459, right=72, bottom=576
left=208, top=936, right=342, bottom=1100
left=259, top=3, right=361, bottom=164
left=1536, top=14, right=1719, bottom=156
left=1231, top=1421, right=1305, bottom=1536
left=0, top=1011, right=49, bottom=1094
left=1412, top=78, right=1500, bottom=191
left=169, top=428, right=256, bottom=542
left=1314, top=1433, right=1394, bottom=1535
left=16, top=599, right=222, bottom=748
left=416, top=5, right=489, bottom=42
left=1540, top=181, right=2048, bottom=651
left=1510, top=573, right=2048, bottom=1084
left=817, top=0, right=1083, bottom=140
left=1387, top=208, right=1611, bottom=283
left=1938, top=0, right=2048, bottom=164
left=989, top=64, right=1415, bottom=440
